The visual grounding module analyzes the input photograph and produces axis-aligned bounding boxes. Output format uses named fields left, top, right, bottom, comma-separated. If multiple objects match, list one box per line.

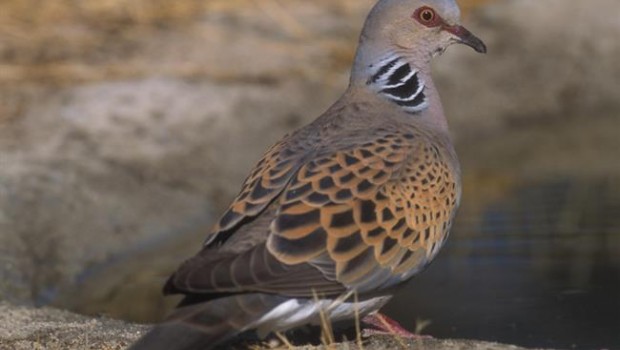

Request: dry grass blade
left=312, top=289, right=336, bottom=349
left=275, top=331, right=295, bottom=350
left=353, top=292, right=364, bottom=350
left=414, top=318, right=432, bottom=335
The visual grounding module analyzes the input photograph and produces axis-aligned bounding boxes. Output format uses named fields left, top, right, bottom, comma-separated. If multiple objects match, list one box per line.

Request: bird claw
left=361, top=313, right=432, bottom=340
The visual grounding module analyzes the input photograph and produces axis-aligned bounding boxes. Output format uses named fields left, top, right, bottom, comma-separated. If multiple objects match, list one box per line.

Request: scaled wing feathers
left=169, top=128, right=460, bottom=297
left=267, top=129, right=459, bottom=292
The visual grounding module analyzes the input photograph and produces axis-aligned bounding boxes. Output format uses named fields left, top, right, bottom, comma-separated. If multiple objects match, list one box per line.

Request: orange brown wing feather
left=171, top=130, right=459, bottom=297
left=267, top=131, right=460, bottom=292
left=205, top=135, right=312, bottom=246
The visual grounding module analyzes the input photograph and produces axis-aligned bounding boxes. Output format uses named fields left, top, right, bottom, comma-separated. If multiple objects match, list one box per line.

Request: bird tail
left=129, top=293, right=288, bottom=350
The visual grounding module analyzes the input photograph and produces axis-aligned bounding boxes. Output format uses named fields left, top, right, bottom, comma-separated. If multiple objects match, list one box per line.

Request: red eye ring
left=413, top=6, right=442, bottom=27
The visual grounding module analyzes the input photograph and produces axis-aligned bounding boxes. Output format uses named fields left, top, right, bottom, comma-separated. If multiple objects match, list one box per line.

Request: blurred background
left=0, top=0, right=618, bottom=349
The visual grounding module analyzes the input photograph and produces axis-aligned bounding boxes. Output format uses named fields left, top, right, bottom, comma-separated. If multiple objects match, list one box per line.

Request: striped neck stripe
left=367, top=56, right=429, bottom=114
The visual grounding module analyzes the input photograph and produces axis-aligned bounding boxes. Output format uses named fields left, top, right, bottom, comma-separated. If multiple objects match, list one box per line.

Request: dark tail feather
left=129, top=293, right=287, bottom=350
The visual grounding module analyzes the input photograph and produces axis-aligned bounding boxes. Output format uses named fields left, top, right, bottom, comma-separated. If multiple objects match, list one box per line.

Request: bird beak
left=444, top=25, right=487, bottom=54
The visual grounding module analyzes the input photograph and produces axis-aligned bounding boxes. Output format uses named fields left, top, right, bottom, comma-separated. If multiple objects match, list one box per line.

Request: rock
left=437, top=0, right=620, bottom=134
left=0, top=78, right=336, bottom=318
left=363, top=336, right=538, bottom=350
left=0, top=302, right=146, bottom=350
left=435, top=0, right=620, bottom=179
left=0, top=303, right=539, bottom=350
left=0, top=0, right=356, bottom=314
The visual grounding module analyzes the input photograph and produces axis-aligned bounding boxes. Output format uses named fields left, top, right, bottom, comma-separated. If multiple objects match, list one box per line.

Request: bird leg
left=361, top=313, right=431, bottom=339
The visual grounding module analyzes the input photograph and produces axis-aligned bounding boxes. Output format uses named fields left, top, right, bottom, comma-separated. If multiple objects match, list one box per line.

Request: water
left=57, top=178, right=620, bottom=349
left=385, top=179, right=620, bottom=349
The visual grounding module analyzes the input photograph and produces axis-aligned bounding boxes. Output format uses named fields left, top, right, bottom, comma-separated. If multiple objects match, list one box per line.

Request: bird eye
left=413, top=7, right=440, bottom=27
left=420, top=9, right=435, bottom=22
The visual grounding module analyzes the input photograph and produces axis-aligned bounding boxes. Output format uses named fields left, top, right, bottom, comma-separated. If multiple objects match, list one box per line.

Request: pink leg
left=361, top=313, right=432, bottom=339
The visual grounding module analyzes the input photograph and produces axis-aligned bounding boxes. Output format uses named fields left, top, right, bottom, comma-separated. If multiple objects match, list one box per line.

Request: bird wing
left=205, top=132, right=315, bottom=246
left=268, top=129, right=460, bottom=293
left=167, top=128, right=460, bottom=297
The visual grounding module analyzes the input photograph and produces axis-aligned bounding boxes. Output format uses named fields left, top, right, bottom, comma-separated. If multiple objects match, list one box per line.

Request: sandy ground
left=0, top=303, right=541, bottom=350
left=0, top=302, right=145, bottom=350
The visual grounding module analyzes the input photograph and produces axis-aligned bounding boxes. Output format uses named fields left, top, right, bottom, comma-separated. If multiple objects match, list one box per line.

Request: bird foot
left=361, top=313, right=432, bottom=340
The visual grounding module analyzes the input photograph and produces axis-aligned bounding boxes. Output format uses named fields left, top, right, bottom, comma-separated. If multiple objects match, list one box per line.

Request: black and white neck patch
left=367, top=56, right=428, bottom=114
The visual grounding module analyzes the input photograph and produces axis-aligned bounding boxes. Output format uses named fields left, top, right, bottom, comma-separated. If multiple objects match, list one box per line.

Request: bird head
left=355, top=0, right=486, bottom=71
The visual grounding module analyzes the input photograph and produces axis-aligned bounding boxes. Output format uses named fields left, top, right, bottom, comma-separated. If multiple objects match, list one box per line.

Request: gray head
left=352, top=0, right=486, bottom=82
left=346, top=0, right=486, bottom=120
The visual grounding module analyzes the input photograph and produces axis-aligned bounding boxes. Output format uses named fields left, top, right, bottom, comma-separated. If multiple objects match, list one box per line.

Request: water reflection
left=54, top=178, right=620, bottom=349
left=385, top=179, right=620, bottom=349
